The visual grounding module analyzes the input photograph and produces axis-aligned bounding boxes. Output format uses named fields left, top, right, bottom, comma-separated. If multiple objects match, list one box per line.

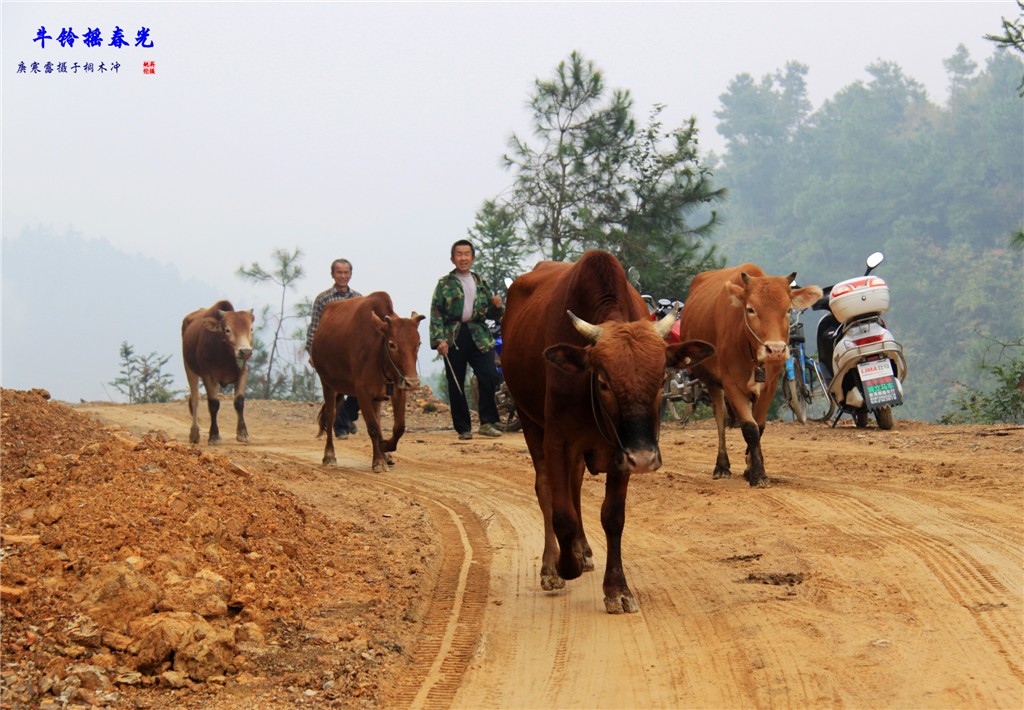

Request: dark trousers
left=333, top=395, right=360, bottom=434
left=445, top=324, right=500, bottom=434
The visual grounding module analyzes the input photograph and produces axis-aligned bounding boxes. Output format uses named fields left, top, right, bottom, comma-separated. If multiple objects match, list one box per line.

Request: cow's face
left=207, top=309, right=255, bottom=361
left=726, top=274, right=821, bottom=363
left=545, top=317, right=714, bottom=474
left=373, top=311, right=425, bottom=390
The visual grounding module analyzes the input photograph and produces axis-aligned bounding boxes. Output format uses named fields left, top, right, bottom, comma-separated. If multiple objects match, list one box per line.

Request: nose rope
left=588, top=372, right=663, bottom=454
left=590, top=372, right=624, bottom=449
left=380, top=334, right=411, bottom=388
left=743, top=310, right=767, bottom=348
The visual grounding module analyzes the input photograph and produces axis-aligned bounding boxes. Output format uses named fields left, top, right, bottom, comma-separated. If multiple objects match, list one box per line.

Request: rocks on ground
left=0, top=388, right=438, bottom=708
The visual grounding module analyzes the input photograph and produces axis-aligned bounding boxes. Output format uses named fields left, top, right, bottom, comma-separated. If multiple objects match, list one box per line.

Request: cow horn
left=741, top=272, right=751, bottom=285
left=652, top=309, right=677, bottom=339
left=786, top=272, right=797, bottom=285
left=567, top=311, right=603, bottom=343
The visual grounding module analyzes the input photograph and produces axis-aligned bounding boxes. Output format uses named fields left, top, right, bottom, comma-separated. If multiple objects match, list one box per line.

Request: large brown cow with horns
left=678, top=264, right=822, bottom=487
left=501, top=250, right=714, bottom=613
left=311, top=291, right=424, bottom=472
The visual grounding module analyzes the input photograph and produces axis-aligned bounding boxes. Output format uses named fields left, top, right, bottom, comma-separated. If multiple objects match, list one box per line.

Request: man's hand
left=437, top=342, right=449, bottom=357
left=490, top=294, right=503, bottom=309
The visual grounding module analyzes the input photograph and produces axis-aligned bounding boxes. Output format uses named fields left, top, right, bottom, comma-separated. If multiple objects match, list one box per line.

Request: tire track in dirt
left=251, top=449, right=494, bottom=709
left=779, top=480, right=1023, bottom=684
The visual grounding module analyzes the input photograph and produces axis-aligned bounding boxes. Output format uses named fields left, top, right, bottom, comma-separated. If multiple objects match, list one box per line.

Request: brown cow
left=502, top=250, right=714, bottom=613
left=310, top=291, right=425, bottom=472
left=181, top=300, right=255, bottom=445
left=678, top=264, right=822, bottom=487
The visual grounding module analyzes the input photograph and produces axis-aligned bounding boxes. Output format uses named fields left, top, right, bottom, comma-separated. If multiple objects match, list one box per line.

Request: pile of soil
left=0, top=388, right=440, bottom=708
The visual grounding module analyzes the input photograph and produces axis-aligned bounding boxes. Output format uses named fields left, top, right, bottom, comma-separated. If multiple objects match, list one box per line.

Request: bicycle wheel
left=803, top=359, right=834, bottom=422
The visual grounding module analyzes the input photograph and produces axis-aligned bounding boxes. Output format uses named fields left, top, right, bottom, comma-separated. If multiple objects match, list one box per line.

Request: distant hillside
left=2, top=227, right=219, bottom=402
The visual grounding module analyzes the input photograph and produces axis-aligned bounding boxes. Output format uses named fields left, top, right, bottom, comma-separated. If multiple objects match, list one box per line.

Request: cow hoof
left=373, top=461, right=390, bottom=473
left=322, top=456, right=336, bottom=466
left=604, top=593, right=640, bottom=614
left=385, top=453, right=395, bottom=466
left=189, top=433, right=200, bottom=445
left=236, top=434, right=249, bottom=443
left=746, top=475, right=771, bottom=488
left=582, top=552, right=595, bottom=573
left=712, top=468, right=731, bottom=480
left=541, top=573, right=565, bottom=591
left=208, top=436, right=221, bottom=446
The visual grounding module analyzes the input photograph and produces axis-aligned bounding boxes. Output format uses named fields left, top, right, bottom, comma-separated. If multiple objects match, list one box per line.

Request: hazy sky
left=1, top=1, right=1010, bottom=401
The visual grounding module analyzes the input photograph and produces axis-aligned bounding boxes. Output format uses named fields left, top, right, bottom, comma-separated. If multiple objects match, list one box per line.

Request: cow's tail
left=316, top=401, right=331, bottom=439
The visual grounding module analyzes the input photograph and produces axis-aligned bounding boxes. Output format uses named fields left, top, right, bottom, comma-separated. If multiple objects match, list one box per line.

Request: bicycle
left=782, top=311, right=831, bottom=423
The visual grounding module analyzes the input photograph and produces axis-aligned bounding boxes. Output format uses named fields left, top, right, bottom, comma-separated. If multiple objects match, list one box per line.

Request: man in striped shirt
left=307, top=258, right=363, bottom=438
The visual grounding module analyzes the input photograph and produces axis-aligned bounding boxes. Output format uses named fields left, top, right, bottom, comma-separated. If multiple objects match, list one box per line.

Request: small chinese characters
left=16, top=60, right=123, bottom=75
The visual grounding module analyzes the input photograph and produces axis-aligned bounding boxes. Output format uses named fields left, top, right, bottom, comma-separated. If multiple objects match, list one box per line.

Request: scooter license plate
left=858, top=359, right=901, bottom=408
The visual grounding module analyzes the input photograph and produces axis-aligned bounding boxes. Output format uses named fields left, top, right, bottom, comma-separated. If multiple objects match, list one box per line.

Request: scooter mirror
left=866, top=252, right=884, bottom=272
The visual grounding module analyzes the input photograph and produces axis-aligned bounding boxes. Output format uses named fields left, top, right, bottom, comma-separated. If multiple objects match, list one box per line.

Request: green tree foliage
left=985, top=0, right=1024, bottom=93
left=237, top=248, right=306, bottom=399
left=109, top=341, right=180, bottom=403
left=941, top=335, right=1024, bottom=424
left=468, top=199, right=528, bottom=291
left=712, top=50, right=1024, bottom=422
left=492, top=51, right=724, bottom=298
left=244, top=301, right=318, bottom=402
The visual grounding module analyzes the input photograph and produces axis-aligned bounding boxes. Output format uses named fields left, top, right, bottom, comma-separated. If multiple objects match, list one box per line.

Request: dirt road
left=77, top=400, right=1023, bottom=709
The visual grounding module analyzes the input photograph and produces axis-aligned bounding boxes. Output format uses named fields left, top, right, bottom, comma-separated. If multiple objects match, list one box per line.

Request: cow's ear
left=666, top=340, right=715, bottom=370
left=411, top=311, right=426, bottom=323
left=725, top=281, right=745, bottom=308
left=544, top=343, right=589, bottom=374
left=791, top=285, right=824, bottom=311
left=371, top=312, right=387, bottom=333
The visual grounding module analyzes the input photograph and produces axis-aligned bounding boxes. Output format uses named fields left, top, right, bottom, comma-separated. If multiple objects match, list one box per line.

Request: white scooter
left=812, top=252, right=907, bottom=429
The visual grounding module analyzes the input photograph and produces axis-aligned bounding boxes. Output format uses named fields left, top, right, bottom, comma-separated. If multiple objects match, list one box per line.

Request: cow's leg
left=522, top=418, right=563, bottom=591
left=320, top=383, right=337, bottom=465
left=550, top=441, right=585, bottom=583
left=360, top=388, right=388, bottom=473
left=601, top=469, right=638, bottom=614
left=204, top=377, right=222, bottom=445
left=185, top=366, right=202, bottom=445
left=740, top=421, right=769, bottom=488
left=741, top=386, right=774, bottom=488
left=382, top=387, right=407, bottom=466
left=709, top=385, right=731, bottom=479
left=570, top=460, right=594, bottom=573
left=722, top=383, right=767, bottom=488
left=234, top=364, right=249, bottom=443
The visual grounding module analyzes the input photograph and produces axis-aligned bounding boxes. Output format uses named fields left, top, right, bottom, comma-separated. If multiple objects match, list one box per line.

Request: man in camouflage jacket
left=430, top=239, right=504, bottom=439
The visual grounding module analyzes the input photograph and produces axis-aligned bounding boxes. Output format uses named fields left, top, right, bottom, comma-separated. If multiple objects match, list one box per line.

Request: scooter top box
left=829, top=275, right=890, bottom=321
